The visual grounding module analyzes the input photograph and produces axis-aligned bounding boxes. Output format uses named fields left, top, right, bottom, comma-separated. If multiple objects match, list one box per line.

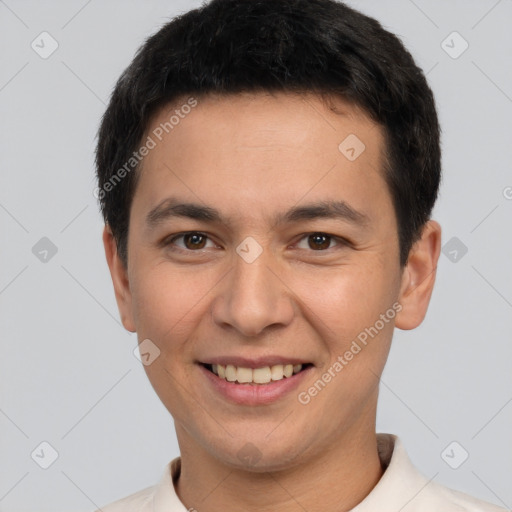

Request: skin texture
left=103, top=92, right=441, bottom=512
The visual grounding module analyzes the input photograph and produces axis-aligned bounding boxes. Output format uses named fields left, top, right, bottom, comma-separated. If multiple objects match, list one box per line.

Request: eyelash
left=163, top=231, right=350, bottom=254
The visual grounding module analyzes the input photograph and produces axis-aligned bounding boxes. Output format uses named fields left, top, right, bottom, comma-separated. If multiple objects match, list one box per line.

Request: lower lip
left=199, top=364, right=313, bottom=405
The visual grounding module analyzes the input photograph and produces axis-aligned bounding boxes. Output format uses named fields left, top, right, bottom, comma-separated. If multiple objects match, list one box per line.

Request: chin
left=211, top=440, right=307, bottom=473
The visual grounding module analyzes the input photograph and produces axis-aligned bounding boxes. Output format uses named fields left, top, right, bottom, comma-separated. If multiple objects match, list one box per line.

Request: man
left=94, top=0, right=507, bottom=510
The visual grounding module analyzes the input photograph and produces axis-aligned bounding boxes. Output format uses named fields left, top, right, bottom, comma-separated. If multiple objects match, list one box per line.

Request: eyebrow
left=145, top=196, right=370, bottom=231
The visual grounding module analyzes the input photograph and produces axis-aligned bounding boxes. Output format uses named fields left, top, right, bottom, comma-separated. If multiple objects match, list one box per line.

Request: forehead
left=142, top=91, right=383, bottom=162
left=132, top=91, right=390, bottom=230
left=148, top=91, right=381, bottom=149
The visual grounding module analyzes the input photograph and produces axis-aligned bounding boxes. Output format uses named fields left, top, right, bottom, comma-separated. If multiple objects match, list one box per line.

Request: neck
left=174, top=424, right=384, bottom=512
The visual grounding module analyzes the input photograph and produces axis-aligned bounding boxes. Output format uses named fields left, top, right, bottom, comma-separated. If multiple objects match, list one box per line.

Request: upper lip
left=199, top=356, right=312, bottom=368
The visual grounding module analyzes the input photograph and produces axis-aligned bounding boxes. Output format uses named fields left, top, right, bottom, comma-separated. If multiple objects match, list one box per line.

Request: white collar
left=150, top=433, right=505, bottom=511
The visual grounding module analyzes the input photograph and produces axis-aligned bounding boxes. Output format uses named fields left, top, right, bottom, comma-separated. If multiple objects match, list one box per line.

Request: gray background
left=1, top=0, right=511, bottom=510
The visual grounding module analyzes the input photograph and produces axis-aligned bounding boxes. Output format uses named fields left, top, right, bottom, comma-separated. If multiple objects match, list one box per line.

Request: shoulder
left=374, top=434, right=507, bottom=512
left=422, top=480, right=508, bottom=512
left=92, top=485, right=156, bottom=512
left=92, top=457, right=181, bottom=512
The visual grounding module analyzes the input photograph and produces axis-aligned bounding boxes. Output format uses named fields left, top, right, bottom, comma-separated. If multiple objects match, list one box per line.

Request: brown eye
left=307, top=233, right=332, bottom=250
left=165, top=231, right=215, bottom=252
left=182, top=232, right=207, bottom=250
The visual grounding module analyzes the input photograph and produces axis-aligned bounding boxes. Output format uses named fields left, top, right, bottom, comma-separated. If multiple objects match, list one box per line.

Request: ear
left=102, top=224, right=136, bottom=333
left=395, top=220, right=442, bottom=330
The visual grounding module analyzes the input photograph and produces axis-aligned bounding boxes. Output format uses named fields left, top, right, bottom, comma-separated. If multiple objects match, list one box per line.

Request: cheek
left=129, top=262, right=218, bottom=343
left=131, top=264, right=218, bottom=417
left=293, top=260, right=396, bottom=342
left=296, top=265, right=397, bottom=413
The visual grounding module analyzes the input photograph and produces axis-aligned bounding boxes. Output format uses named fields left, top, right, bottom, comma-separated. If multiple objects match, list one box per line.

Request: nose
left=211, top=245, right=295, bottom=337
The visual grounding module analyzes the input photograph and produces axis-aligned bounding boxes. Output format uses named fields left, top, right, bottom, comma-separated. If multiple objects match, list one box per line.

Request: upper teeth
left=211, top=364, right=303, bottom=384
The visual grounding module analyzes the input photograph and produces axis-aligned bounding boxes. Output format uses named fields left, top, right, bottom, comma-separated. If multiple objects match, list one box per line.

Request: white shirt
left=95, top=433, right=507, bottom=512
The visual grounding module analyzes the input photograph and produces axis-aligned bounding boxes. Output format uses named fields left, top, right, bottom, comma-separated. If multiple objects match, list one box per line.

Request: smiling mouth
left=201, top=363, right=313, bottom=385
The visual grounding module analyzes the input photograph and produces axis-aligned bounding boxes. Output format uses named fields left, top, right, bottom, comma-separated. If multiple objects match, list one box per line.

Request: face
left=104, top=92, right=441, bottom=472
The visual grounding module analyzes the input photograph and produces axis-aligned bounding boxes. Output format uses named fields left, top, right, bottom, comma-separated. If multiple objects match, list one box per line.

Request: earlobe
left=395, top=220, right=442, bottom=331
left=102, top=224, right=137, bottom=333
